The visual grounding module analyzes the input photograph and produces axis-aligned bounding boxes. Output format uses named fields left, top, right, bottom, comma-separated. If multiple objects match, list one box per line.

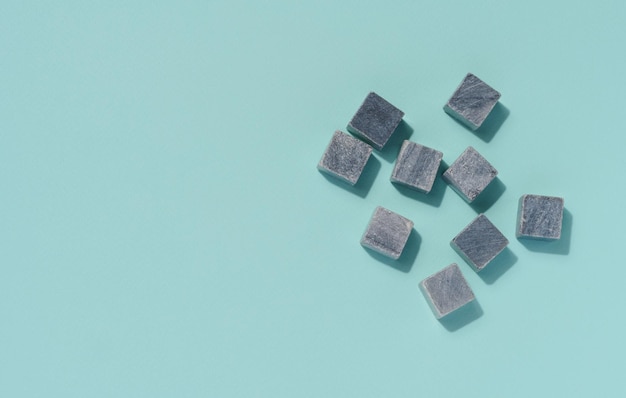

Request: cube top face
left=391, top=140, right=443, bottom=193
left=420, top=263, right=475, bottom=319
left=443, top=146, right=498, bottom=202
left=444, top=73, right=501, bottom=130
left=347, top=92, right=404, bottom=150
left=318, top=130, right=373, bottom=185
left=517, top=194, right=564, bottom=240
left=451, top=214, right=509, bottom=272
left=360, top=206, right=414, bottom=260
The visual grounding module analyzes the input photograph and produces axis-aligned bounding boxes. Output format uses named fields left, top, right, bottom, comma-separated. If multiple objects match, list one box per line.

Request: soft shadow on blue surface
left=474, top=102, right=510, bottom=142
left=469, top=177, right=507, bottom=213
left=439, top=299, right=483, bottom=332
left=378, top=120, right=414, bottom=163
left=478, top=247, right=518, bottom=285
left=444, top=102, right=509, bottom=143
left=363, top=229, right=421, bottom=273
left=319, top=155, right=381, bottom=198
left=519, top=208, right=572, bottom=255
left=392, top=160, right=448, bottom=208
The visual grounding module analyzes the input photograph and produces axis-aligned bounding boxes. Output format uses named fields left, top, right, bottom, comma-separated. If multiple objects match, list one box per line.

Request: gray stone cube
left=318, top=130, right=373, bottom=185
left=361, top=206, right=414, bottom=260
left=451, top=214, right=509, bottom=272
left=347, top=92, right=404, bottom=150
left=516, top=194, right=564, bottom=240
left=390, top=140, right=443, bottom=193
left=420, top=263, right=475, bottom=319
left=443, top=146, right=498, bottom=202
left=444, top=73, right=501, bottom=130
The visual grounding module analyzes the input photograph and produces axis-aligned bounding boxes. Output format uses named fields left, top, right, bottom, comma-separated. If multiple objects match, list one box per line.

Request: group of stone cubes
left=418, top=214, right=507, bottom=318
left=441, top=74, right=500, bottom=203
left=421, top=195, right=565, bottom=319
left=317, top=92, right=404, bottom=185
left=317, top=75, right=567, bottom=322
left=360, top=206, right=414, bottom=260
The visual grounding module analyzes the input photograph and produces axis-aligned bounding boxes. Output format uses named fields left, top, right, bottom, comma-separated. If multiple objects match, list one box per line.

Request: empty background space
left=0, top=1, right=623, bottom=397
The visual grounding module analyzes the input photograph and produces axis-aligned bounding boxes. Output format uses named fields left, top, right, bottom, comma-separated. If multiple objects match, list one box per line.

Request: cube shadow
left=319, top=155, right=381, bottom=199
left=363, top=229, right=421, bottom=273
left=439, top=299, right=483, bottom=332
left=474, top=102, right=510, bottom=142
left=469, top=177, right=506, bottom=213
left=477, top=247, right=518, bottom=284
left=378, top=120, right=414, bottom=163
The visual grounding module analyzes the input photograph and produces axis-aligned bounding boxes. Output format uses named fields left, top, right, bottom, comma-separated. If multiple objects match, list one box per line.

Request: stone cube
left=361, top=206, right=414, bottom=260
left=347, top=92, right=404, bottom=150
left=451, top=214, right=509, bottom=272
left=516, top=194, right=564, bottom=240
left=390, top=140, right=443, bottom=193
left=420, top=263, right=475, bottom=319
left=318, top=130, right=373, bottom=185
left=443, top=146, right=498, bottom=202
left=444, top=73, right=501, bottom=130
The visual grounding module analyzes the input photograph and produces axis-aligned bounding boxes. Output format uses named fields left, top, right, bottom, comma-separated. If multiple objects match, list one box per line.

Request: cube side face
left=444, top=73, right=501, bottom=130
left=391, top=141, right=443, bottom=193
left=419, top=281, right=444, bottom=319
left=420, top=264, right=475, bottom=319
left=516, top=195, right=526, bottom=238
left=318, top=131, right=373, bottom=185
left=451, top=214, right=509, bottom=271
left=360, top=206, right=414, bottom=260
left=516, top=195, right=564, bottom=240
left=443, top=147, right=497, bottom=202
left=347, top=92, right=404, bottom=150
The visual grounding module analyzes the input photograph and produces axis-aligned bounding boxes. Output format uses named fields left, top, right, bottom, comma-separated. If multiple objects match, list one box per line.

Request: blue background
left=1, top=1, right=624, bottom=396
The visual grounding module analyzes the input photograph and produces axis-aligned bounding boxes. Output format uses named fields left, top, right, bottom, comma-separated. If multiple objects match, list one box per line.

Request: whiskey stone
left=391, top=140, right=443, bottom=193
left=361, top=206, right=414, bottom=260
left=516, top=194, right=564, bottom=240
left=347, top=92, right=404, bottom=150
left=318, top=130, right=373, bottom=185
left=451, top=214, right=509, bottom=272
left=420, top=263, right=475, bottom=319
left=443, top=146, right=498, bottom=203
left=444, top=73, right=501, bottom=130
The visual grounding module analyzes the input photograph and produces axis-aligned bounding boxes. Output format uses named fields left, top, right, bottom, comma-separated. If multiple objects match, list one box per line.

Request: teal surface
left=1, top=1, right=624, bottom=396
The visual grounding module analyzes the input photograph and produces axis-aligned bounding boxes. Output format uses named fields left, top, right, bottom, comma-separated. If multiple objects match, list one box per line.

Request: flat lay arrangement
left=7, top=3, right=625, bottom=396
left=318, top=73, right=566, bottom=323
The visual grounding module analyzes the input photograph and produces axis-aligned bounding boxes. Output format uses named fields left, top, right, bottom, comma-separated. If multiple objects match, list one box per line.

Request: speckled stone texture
left=444, top=73, right=501, bottom=130
left=443, top=146, right=498, bottom=203
left=318, top=130, right=373, bottom=185
left=451, top=214, right=508, bottom=272
left=420, top=263, right=475, bottom=319
left=347, top=92, right=404, bottom=150
left=360, top=206, right=413, bottom=260
left=390, top=140, right=443, bottom=193
left=516, top=194, right=564, bottom=240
